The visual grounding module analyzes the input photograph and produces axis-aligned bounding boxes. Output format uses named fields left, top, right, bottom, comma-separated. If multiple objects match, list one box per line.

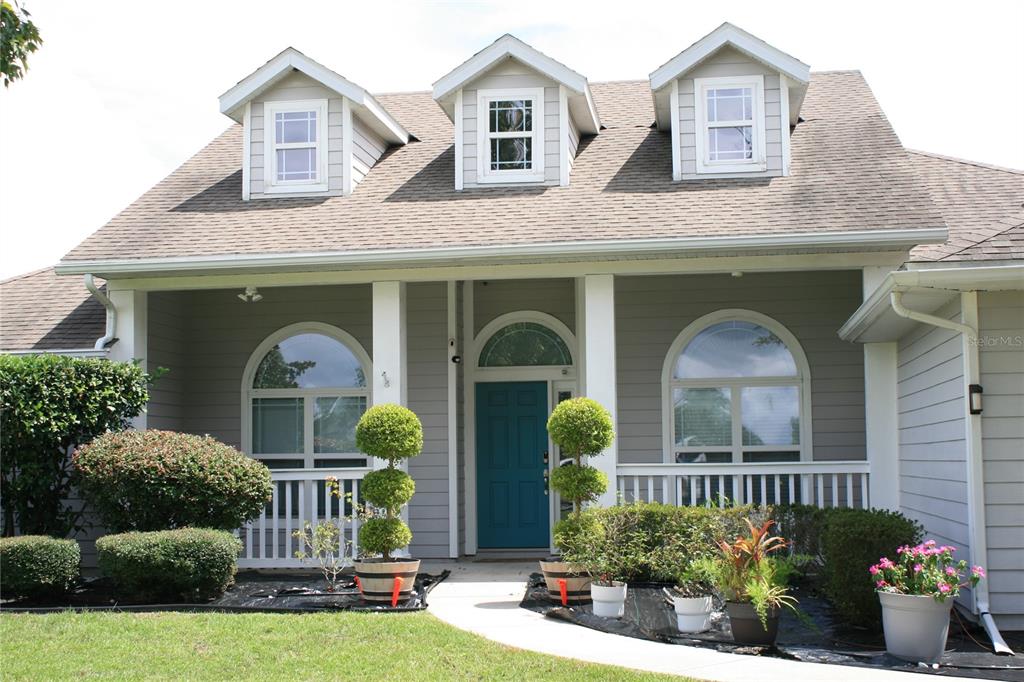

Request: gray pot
left=725, top=601, right=779, bottom=646
left=878, top=591, right=952, bottom=663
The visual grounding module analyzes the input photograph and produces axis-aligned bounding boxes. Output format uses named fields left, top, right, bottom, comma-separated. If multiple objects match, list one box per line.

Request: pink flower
left=925, top=540, right=936, bottom=546
left=876, top=580, right=887, bottom=588
left=938, top=583, right=951, bottom=594
left=972, top=566, right=986, bottom=578
left=913, top=563, right=923, bottom=573
left=945, top=566, right=957, bottom=576
left=878, top=557, right=895, bottom=570
left=869, top=565, right=880, bottom=576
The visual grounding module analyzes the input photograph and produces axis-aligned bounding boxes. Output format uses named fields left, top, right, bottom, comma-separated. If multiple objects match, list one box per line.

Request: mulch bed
left=1, top=570, right=450, bottom=614
left=520, top=573, right=1024, bottom=681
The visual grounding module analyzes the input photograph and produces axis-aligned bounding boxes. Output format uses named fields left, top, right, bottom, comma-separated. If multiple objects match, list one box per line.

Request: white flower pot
left=878, top=591, right=953, bottom=664
left=673, top=594, right=713, bottom=633
left=590, top=581, right=627, bottom=618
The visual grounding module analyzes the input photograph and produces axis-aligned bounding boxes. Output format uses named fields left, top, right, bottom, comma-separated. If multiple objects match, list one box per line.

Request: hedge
left=74, top=430, right=272, bottom=532
left=0, top=535, right=80, bottom=599
left=96, top=528, right=241, bottom=601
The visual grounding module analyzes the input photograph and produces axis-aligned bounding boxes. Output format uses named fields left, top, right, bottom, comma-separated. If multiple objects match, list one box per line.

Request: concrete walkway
left=421, top=560, right=972, bottom=682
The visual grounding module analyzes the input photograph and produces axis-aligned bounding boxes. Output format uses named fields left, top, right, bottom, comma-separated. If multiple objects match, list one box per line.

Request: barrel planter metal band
left=539, top=560, right=592, bottom=604
left=354, top=559, right=421, bottom=603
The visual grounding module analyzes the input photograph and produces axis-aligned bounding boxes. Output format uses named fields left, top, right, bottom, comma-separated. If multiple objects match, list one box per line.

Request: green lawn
left=1, top=611, right=692, bottom=681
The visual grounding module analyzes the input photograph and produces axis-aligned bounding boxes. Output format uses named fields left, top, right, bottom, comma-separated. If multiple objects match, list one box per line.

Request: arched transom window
left=245, top=326, right=370, bottom=469
left=478, top=321, right=572, bottom=367
left=666, top=313, right=811, bottom=464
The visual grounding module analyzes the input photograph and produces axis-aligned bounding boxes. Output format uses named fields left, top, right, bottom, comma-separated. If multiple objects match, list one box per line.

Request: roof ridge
left=907, top=149, right=1024, bottom=176
left=1, top=265, right=55, bottom=286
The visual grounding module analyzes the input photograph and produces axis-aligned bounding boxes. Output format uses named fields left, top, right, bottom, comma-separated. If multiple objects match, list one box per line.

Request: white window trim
left=263, top=99, right=330, bottom=194
left=660, top=309, right=813, bottom=464
left=693, top=75, right=766, bottom=175
left=476, top=87, right=545, bottom=184
left=240, top=322, right=372, bottom=468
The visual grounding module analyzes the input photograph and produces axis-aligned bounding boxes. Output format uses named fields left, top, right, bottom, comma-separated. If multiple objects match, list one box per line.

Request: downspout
left=889, top=292, right=1014, bottom=655
left=84, top=274, right=115, bottom=351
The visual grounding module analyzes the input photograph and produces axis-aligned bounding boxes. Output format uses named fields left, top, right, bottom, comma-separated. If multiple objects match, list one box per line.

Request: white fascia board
left=55, top=227, right=947, bottom=278
left=649, top=23, right=810, bottom=92
left=219, top=47, right=408, bottom=145
left=1, top=348, right=109, bottom=357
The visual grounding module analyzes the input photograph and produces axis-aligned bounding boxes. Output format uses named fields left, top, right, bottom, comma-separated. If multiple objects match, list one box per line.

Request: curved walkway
left=422, top=560, right=972, bottom=682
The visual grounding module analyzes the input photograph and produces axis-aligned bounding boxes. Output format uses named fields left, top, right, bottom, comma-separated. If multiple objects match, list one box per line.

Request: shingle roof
left=0, top=268, right=104, bottom=351
left=60, top=72, right=944, bottom=265
left=908, top=150, right=1024, bottom=262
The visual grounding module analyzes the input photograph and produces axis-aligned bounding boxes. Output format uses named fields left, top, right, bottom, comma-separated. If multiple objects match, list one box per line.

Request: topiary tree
left=547, top=397, right=614, bottom=553
left=354, top=404, right=423, bottom=561
left=0, top=354, right=151, bottom=537
left=74, top=430, right=272, bottom=532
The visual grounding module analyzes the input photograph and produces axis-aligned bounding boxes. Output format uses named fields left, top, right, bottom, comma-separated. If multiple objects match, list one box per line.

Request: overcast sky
left=1, top=0, right=1022, bottom=280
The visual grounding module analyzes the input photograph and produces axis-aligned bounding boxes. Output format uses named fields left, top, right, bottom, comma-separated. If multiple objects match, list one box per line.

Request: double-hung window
left=264, top=99, right=328, bottom=193
left=476, top=88, right=545, bottom=183
left=694, top=75, right=766, bottom=174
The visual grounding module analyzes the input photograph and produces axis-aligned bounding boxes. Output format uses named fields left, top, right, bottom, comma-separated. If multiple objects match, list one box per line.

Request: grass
left=0, top=611, right=694, bottom=681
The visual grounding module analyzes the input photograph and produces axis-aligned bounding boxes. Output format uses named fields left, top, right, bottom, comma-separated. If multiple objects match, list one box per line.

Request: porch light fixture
left=969, top=384, right=983, bottom=415
left=238, top=286, right=263, bottom=303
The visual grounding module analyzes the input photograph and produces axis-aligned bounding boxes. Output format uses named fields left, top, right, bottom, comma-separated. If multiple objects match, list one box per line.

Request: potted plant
left=870, top=540, right=985, bottom=663
left=352, top=404, right=423, bottom=604
left=704, top=519, right=798, bottom=646
left=293, top=516, right=352, bottom=592
left=540, top=397, right=614, bottom=605
left=562, top=508, right=643, bottom=618
left=668, top=561, right=716, bottom=633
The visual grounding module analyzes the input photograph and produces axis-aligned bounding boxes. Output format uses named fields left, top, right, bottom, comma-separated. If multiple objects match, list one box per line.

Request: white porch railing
left=237, top=467, right=370, bottom=569
left=616, top=461, right=871, bottom=509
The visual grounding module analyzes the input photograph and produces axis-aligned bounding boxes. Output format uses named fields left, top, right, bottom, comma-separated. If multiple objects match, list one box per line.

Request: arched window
left=664, top=311, right=811, bottom=465
left=243, top=324, right=371, bottom=469
left=478, top=321, right=573, bottom=367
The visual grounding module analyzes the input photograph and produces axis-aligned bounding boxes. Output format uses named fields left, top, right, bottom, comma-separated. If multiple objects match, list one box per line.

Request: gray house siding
left=472, top=278, right=575, bottom=339
left=978, top=290, right=1024, bottom=629
left=147, top=291, right=186, bottom=431
left=352, top=116, right=387, bottom=188
left=615, top=271, right=865, bottom=464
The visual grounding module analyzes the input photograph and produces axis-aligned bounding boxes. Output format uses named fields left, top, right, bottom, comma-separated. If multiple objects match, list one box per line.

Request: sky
left=1, top=0, right=1022, bottom=280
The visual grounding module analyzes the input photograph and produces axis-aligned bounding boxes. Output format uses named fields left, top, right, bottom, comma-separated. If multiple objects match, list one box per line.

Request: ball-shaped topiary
left=552, top=513, right=604, bottom=559
left=362, top=468, right=415, bottom=514
left=549, top=464, right=608, bottom=506
left=359, top=518, right=413, bottom=558
left=356, top=404, right=424, bottom=464
left=547, top=397, right=614, bottom=463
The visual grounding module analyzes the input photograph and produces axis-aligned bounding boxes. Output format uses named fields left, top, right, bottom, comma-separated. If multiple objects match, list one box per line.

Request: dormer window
left=264, top=99, right=328, bottom=194
left=694, top=76, right=766, bottom=174
left=477, top=88, right=545, bottom=183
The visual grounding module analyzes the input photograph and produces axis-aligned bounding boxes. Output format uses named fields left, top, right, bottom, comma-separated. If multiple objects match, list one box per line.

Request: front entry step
left=472, top=548, right=550, bottom=562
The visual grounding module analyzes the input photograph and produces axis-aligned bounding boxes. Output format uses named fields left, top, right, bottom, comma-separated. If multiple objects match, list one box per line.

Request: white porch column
left=862, top=266, right=899, bottom=510
left=107, top=289, right=148, bottom=430
left=371, top=281, right=407, bottom=406
left=580, top=275, right=618, bottom=507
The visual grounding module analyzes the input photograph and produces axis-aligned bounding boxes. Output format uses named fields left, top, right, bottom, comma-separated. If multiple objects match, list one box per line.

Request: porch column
left=107, top=289, right=148, bottom=429
left=580, top=274, right=618, bottom=507
left=862, top=266, right=899, bottom=510
left=371, top=281, right=407, bottom=406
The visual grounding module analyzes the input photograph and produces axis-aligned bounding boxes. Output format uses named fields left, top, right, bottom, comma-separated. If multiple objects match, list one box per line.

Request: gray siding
left=567, top=113, right=580, bottom=172
left=615, top=271, right=865, bottom=464
left=147, top=292, right=186, bottom=431
left=677, top=47, right=784, bottom=179
left=352, top=116, right=387, bottom=188
left=472, top=278, right=575, bottom=339
left=461, top=61, right=561, bottom=188
left=978, top=290, right=1024, bottom=629
left=896, top=298, right=970, bottom=562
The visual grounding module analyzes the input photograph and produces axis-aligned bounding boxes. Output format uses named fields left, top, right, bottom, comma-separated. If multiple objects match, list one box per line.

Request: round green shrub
left=546, top=398, right=614, bottom=462
left=552, top=513, right=604, bottom=556
left=0, top=535, right=80, bottom=599
left=362, top=468, right=415, bottom=513
left=74, top=430, right=273, bottom=532
left=549, top=464, right=608, bottom=506
left=358, top=518, right=412, bottom=558
left=355, top=404, right=423, bottom=464
left=96, top=528, right=241, bottom=601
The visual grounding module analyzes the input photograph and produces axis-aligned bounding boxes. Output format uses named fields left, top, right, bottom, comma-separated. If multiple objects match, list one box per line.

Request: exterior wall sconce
left=969, top=384, right=984, bottom=415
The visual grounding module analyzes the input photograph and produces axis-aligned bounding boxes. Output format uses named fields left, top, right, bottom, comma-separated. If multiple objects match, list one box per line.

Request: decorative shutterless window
left=694, top=75, right=766, bottom=174
left=478, top=322, right=572, bottom=367
left=667, top=316, right=810, bottom=465
left=476, top=88, right=545, bottom=183
left=264, top=99, right=329, bottom=193
left=248, top=331, right=369, bottom=468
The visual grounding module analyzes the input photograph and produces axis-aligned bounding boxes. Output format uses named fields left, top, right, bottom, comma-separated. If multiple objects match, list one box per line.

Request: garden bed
left=520, top=574, right=1023, bottom=681
left=2, top=570, right=449, bottom=614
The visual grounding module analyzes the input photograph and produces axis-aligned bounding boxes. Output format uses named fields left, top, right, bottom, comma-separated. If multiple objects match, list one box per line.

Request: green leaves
left=0, top=1, right=42, bottom=87
left=358, top=518, right=412, bottom=559
left=546, top=397, right=614, bottom=463
left=362, top=468, right=415, bottom=514
left=355, top=404, right=423, bottom=462
left=548, top=464, right=607, bottom=507
left=0, top=535, right=80, bottom=599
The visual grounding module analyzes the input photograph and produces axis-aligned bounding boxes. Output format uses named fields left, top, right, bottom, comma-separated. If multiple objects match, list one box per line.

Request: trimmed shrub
left=96, top=528, right=241, bottom=601
left=358, top=518, right=413, bottom=558
left=548, top=464, right=607, bottom=506
left=74, top=430, right=272, bottom=532
left=771, top=505, right=828, bottom=560
left=820, top=508, right=923, bottom=627
left=355, top=404, right=423, bottom=464
left=361, top=468, right=415, bottom=514
left=0, top=535, right=80, bottom=599
left=0, top=354, right=149, bottom=536
left=546, top=398, right=614, bottom=462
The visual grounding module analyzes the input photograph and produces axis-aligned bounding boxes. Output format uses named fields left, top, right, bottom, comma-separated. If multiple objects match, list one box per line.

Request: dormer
left=432, top=35, right=600, bottom=190
left=649, top=23, right=810, bottom=181
left=219, top=48, right=409, bottom=201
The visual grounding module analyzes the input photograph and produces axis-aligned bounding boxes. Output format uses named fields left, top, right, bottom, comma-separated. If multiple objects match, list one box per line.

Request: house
left=1, top=23, right=1021, bottom=634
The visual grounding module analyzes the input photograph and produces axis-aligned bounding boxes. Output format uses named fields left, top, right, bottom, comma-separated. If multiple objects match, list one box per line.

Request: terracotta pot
left=354, top=558, right=421, bottom=603
left=591, top=581, right=627, bottom=618
left=878, top=591, right=952, bottom=664
left=538, top=559, right=591, bottom=604
left=671, top=592, right=713, bottom=633
left=725, top=601, right=779, bottom=646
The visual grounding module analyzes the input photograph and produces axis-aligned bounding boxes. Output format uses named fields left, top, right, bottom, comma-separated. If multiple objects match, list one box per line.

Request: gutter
left=84, top=274, right=116, bottom=351
left=889, top=291, right=1014, bottom=655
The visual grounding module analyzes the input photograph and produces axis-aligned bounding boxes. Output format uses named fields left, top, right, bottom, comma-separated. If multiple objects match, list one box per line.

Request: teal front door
left=476, top=381, right=549, bottom=548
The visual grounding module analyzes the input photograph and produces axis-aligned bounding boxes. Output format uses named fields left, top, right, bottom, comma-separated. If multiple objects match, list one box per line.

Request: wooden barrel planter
left=354, top=558, right=421, bottom=605
left=539, top=559, right=592, bottom=605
